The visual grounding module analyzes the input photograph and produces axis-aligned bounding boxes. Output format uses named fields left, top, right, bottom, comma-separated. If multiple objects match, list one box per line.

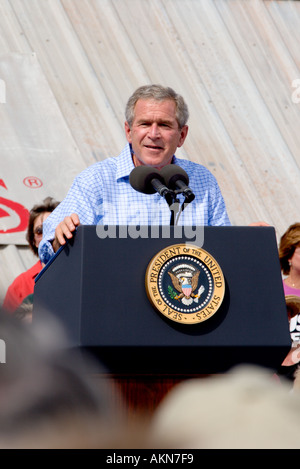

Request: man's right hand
left=52, top=213, right=80, bottom=253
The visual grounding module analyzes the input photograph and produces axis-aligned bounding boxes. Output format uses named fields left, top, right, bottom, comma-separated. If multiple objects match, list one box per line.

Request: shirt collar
left=116, top=143, right=135, bottom=181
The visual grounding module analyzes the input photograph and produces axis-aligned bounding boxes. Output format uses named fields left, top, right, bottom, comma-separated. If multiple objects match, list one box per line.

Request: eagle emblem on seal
left=168, top=264, right=205, bottom=306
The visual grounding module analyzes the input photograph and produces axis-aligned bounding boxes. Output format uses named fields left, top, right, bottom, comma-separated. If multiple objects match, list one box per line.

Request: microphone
left=129, top=166, right=175, bottom=205
left=160, top=164, right=195, bottom=203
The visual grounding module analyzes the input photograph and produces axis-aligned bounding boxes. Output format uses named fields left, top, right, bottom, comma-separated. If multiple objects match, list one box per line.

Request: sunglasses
left=34, top=226, right=43, bottom=236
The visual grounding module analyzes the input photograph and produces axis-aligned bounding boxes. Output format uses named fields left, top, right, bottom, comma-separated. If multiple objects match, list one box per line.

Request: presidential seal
left=145, top=244, right=225, bottom=324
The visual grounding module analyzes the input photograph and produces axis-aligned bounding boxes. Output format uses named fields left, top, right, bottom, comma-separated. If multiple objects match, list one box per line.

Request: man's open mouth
left=145, top=145, right=163, bottom=150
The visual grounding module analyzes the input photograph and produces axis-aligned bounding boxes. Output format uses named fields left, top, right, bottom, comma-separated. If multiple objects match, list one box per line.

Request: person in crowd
left=0, top=305, right=133, bottom=449
left=148, top=365, right=300, bottom=449
left=38, top=84, right=234, bottom=264
left=279, top=222, right=300, bottom=301
left=2, top=197, right=60, bottom=314
left=277, top=223, right=300, bottom=382
left=39, top=84, right=268, bottom=265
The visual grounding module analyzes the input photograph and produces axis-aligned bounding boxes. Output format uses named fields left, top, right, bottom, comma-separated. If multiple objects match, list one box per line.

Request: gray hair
left=125, top=84, right=189, bottom=129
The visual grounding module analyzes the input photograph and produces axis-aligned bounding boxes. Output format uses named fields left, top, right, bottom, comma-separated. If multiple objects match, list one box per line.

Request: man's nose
left=148, top=123, right=160, bottom=138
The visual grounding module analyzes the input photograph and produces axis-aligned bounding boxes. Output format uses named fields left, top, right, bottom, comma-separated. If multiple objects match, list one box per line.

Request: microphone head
left=160, top=164, right=189, bottom=189
left=129, top=166, right=165, bottom=194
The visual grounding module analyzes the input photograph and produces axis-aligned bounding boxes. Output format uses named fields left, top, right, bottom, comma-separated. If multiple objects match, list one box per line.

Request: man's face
left=125, top=98, right=188, bottom=169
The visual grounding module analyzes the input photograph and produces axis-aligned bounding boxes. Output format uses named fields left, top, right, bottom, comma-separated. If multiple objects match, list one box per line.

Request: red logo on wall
left=0, top=179, right=7, bottom=190
left=23, top=177, right=43, bottom=188
left=0, top=177, right=43, bottom=234
left=0, top=197, right=29, bottom=234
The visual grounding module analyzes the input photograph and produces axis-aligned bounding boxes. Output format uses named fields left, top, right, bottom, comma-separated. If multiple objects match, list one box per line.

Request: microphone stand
left=159, top=189, right=178, bottom=226
left=169, top=191, right=193, bottom=226
left=158, top=164, right=195, bottom=226
left=169, top=198, right=180, bottom=226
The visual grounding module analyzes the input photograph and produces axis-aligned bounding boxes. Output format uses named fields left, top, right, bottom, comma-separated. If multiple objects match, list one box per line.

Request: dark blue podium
left=34, top=225, right=290, bottom=375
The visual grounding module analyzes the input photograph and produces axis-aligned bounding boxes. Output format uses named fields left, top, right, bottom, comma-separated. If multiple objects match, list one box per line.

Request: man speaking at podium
left=39, top=84, right=231, bottom=265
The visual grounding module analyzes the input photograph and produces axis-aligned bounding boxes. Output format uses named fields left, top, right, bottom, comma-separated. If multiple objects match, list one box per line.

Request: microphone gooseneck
left=160, top=164, right=195, bottom=203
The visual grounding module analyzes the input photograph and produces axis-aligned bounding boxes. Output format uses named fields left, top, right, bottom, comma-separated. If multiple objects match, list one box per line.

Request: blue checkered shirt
left=39, top=144, right=231, bottom=264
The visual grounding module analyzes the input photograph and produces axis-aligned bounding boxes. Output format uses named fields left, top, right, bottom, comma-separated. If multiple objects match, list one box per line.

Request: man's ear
left=178, top=125, right=188, bottom=148
left=124, top=121, right=132, bottom=143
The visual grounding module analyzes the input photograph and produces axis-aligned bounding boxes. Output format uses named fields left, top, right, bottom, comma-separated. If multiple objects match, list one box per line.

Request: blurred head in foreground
left=149, top=365, right=300, bottom=449
left=0, top=306, right=128, bottom=448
